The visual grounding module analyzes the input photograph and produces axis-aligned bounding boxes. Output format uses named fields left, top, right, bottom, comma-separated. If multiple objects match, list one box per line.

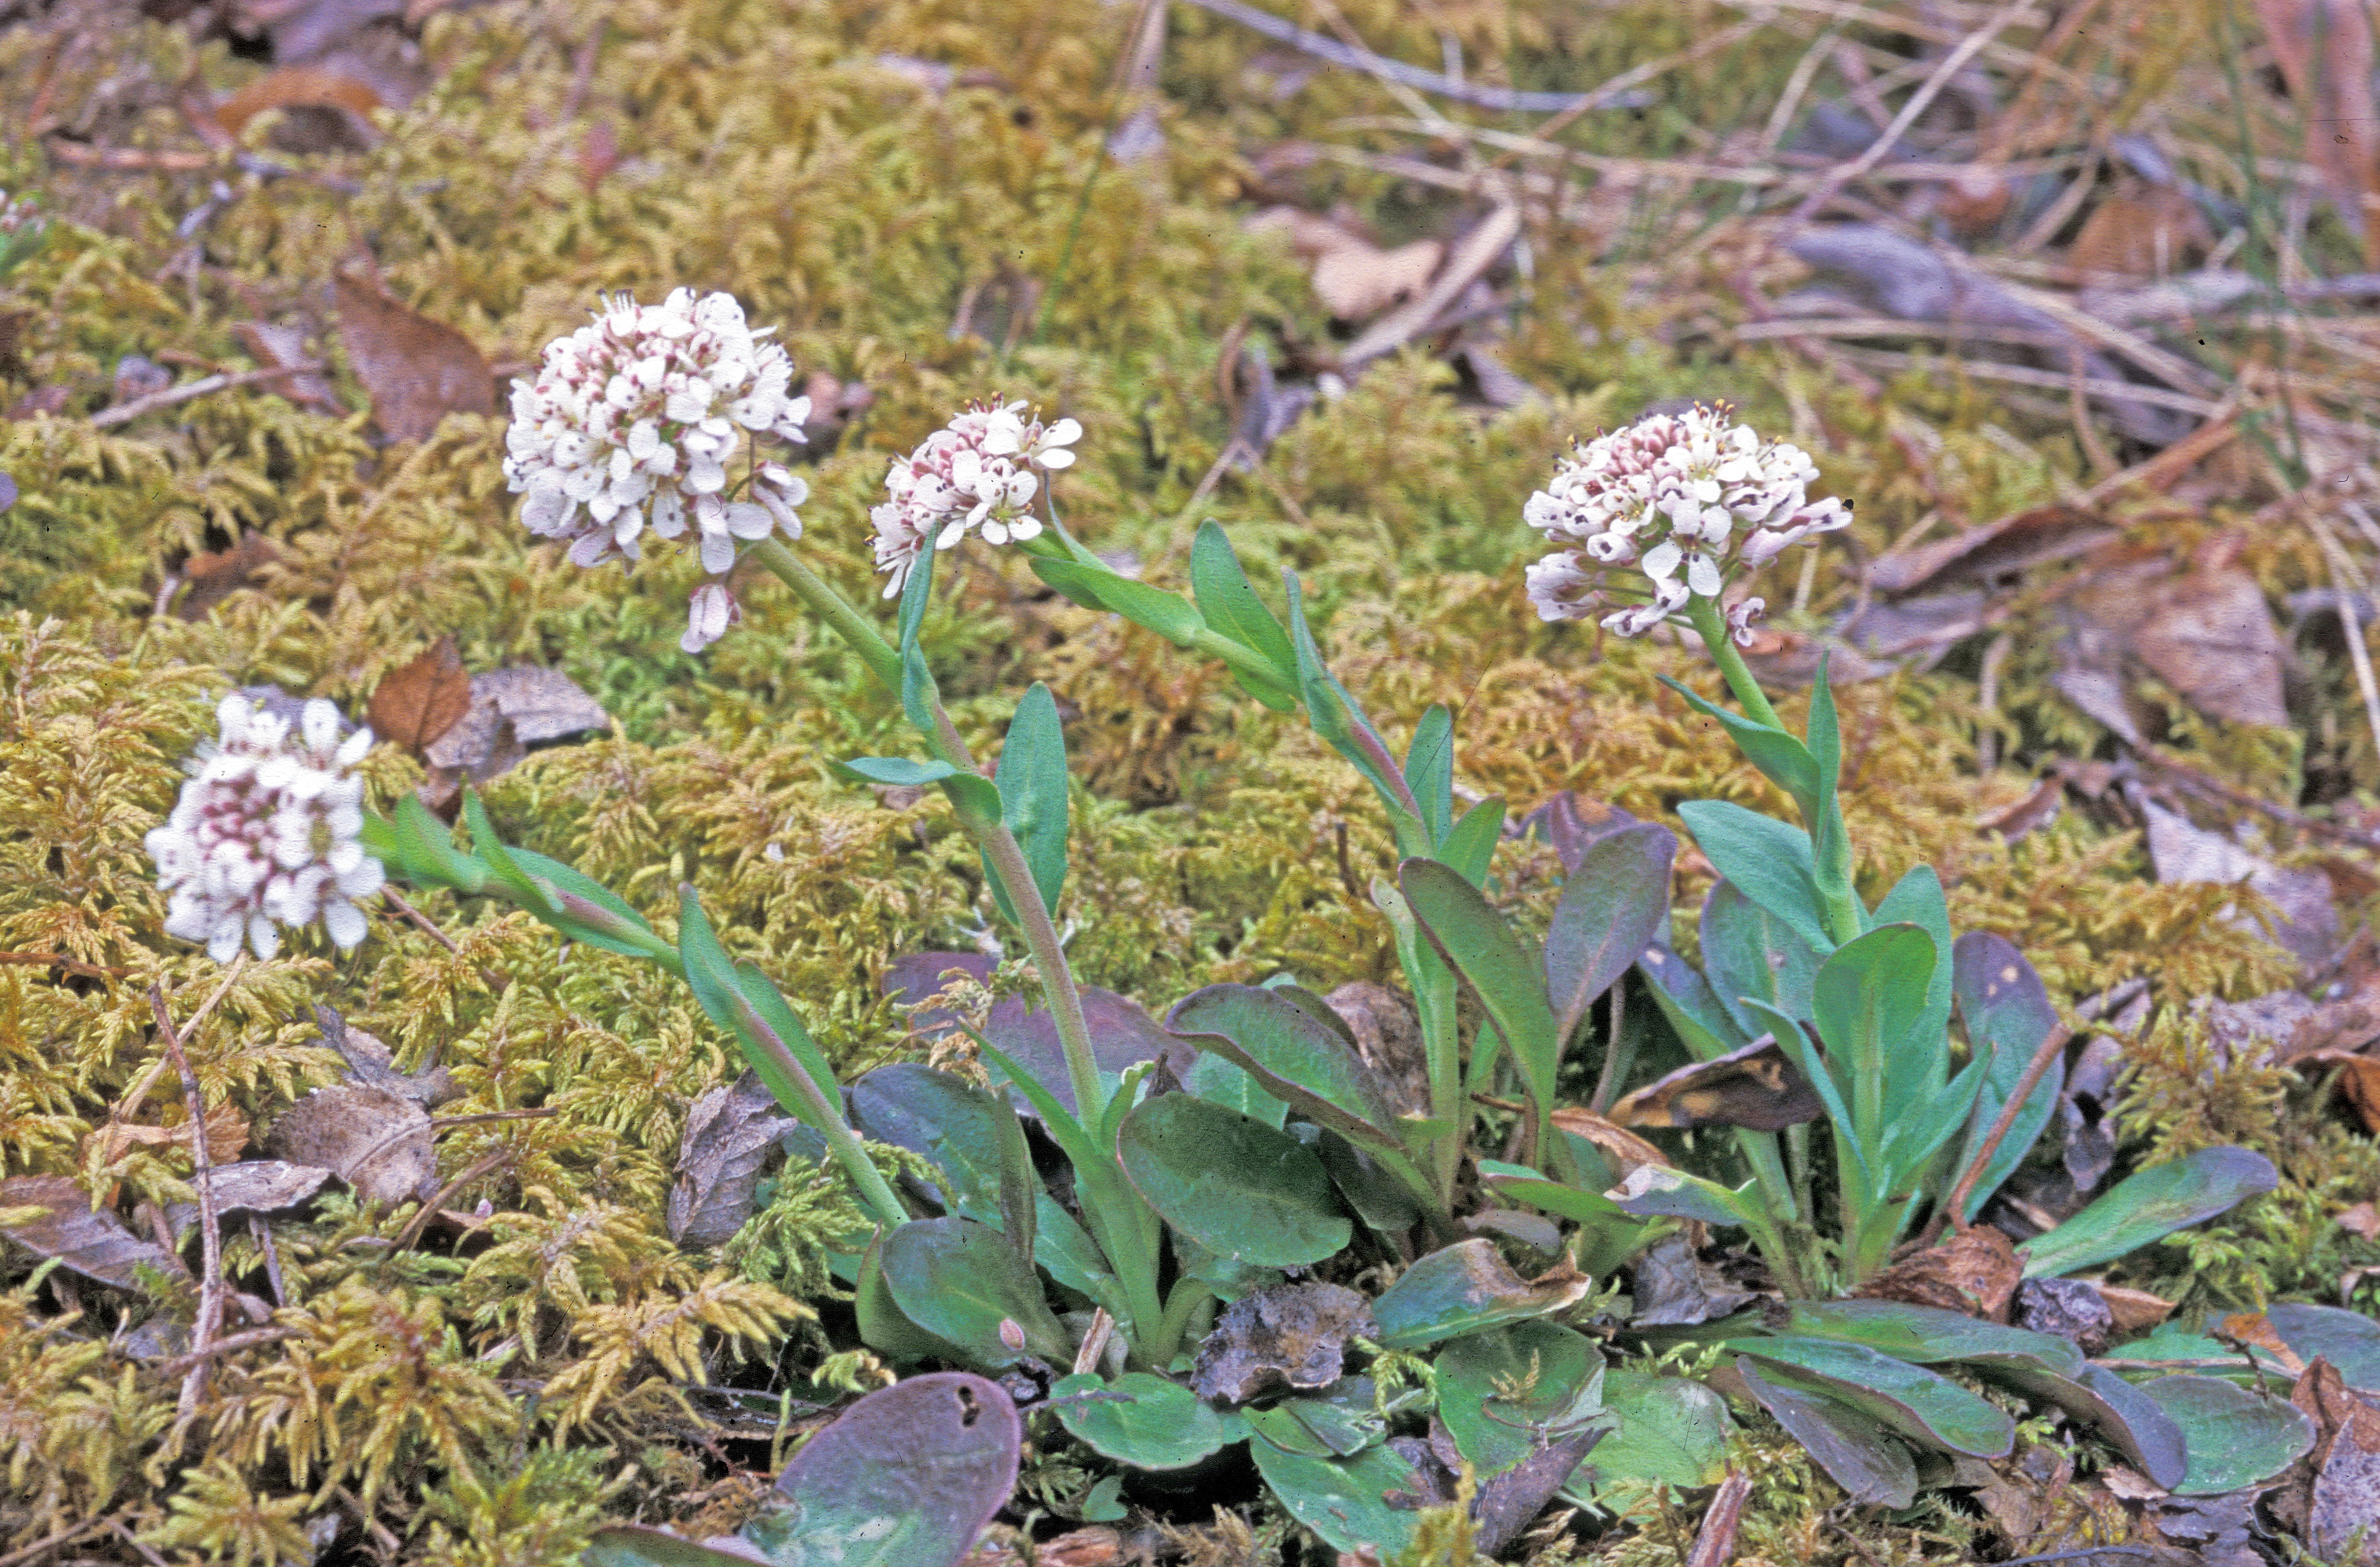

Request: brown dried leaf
left=2130, top=568, right=2289, bottom=728
left=2274, top=1357, right=2380, bottom=1553
left=1868, top=504, right=2119, bottom=596
left=0, top=1174, right=179, bottom=1290
left=332, top=269, right=493, bottom=442
left=1857, top=1224, right=2019, bottom=1321
left=238, top=0, right=403, bottom=64
left=367, top=635, right=473, bottom=754
left=312, top=1004, right=456, bottom=1107
left=211, top=64, right=384, bottom=144
left=1325, top=981, right=1428, bottom=1117
left=1311, top=237, right=1443, bottom=321
left=86, top=1101, right=250, bottom=1167
left=2255, top=0, right=2380, bottom=267
left=2068, top=181, right=2211, bottom=277
left=2139, top=796, right=2340, bottom=970
left=1547, top=1105, right=1670, bottom=1184
left=232, top=320, right=344, bottom=414
left=1977, top=776, right=2065, bottom=845
left=422, top=697, right=525, bottom=781
left=1631, top=1233, right=1755, bottom=1327
left=174, top=532, right=282, bottom=622
left=668, top=1071, right=793, bottom=1249
left=2339, top=1202, right=2380, bottom=1241
left=2221, top=1312, right=2309, bottom=1375
left=1607, top=1036, right=1824, bottom=1132
left=470, top=665, right=611, bottom=744
left=263, top=1084, right=435, bottom=1207
left=1189, top=1281, right=1374, bottom=1404
left=2095, top=1283, right=2177, bottom=1335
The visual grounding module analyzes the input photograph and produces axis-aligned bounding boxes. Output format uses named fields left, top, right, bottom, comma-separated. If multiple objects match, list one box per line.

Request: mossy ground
left=3, top=0, right=2378, bottom=1562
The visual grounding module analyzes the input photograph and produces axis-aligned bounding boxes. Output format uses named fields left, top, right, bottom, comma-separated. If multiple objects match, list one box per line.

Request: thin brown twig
left=149, top=982, right=225, bottom=1424
left=108, top=952, right=247, bottom=1135
left=1941, top=1021, right=2072, bottom=1232
left=156, top=1325, right=298, bottom=1373
left=429, top=1107, right=559, bottom=1130
left=379, top=886, right=507, bottom=992
left=1686, top=1469, right=1752, bottom=1567
left=0, top=950, right=131, bottom=979
left=391, top=1148, right=512, bottom=1252
left=107, top=1519, right=168, bottom=1567
left=0, top=1519, right=108, bottom=1567
left=89, top=364, right=327, bottom=429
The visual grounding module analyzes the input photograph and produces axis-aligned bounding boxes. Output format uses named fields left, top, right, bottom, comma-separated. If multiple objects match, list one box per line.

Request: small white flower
left=147, top=692, right=384, bottom=964
left=683, top=582, right=740, bottom=653
left=870, top=399, right=1080, bottom=598
left=504, top=289, right=813, bottom=653
left=1522, top=403, right=1851, bottom=636
left=1724, top=596, right=1768, bottom=647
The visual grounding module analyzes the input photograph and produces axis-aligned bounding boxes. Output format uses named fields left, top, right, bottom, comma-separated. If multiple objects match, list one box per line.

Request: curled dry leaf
left=668, top=1071, right=793, bottom=1249
left=312, top=1004, right=456, bottom=1107
left=1856, top=1224, right=2019, bottom=1321
left=167, top=1160, right=333, bottom=1242
left=1547, top=1105, right=1669, bottom=1184
left=0, top=1174, right=179, bottom=1289
left=367, top=635, right=473, bottom=754
left=172, top=532, right=282, bottom=622
left=1324, top=981, right=1429, bottom=1117
left=210, top=65, right=385, bottom=147
left=1607, top=1036, right=1824, bottom=1132
left=332, top=268, right=493, bottom=443
left=263, top=1084, right=436, bottom=1206
left=2274, top=1356, right=2380, bottom=1559
left=85, top=1100, right=250, bottom=1167
left=1632, top=1233, right=1755, bottom=1327
left=1190, top=1281, right=1375, bottom=1404
left=466, top=665, right=612, bottom=744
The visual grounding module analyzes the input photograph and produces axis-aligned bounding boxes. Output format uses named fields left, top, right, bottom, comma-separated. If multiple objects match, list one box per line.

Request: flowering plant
left=501, top=289, right=812, bottom=651
left=145, top=692, right=382, bottom=963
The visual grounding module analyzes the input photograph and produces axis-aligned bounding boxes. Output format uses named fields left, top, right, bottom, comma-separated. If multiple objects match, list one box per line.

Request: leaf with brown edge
left=0, top=1174, right=180, bottom=1290
left=1606, top=1036, right=1824, bottom=1132
left=332, top=268, right=493, bottom=442
left=368, top=636, right=472, bottom=754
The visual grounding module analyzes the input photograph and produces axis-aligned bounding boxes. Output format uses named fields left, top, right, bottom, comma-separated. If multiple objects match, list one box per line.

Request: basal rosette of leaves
left=6, top=0, right=2377, bottom=1559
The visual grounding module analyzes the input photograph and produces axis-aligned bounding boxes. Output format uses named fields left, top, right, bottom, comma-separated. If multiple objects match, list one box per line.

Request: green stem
left=750, top=536, right=903, bottom=694
left=1684, top=593, right=1786, bottom=731
left=968, top=803, right=1108, bottom=1128
left=1151, top=1278, right=1215, bottom=1366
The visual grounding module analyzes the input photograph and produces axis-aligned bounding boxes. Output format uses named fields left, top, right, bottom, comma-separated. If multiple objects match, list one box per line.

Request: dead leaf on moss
left=332, top=268, right=493, bottom=442
left=264, top=1084, right=435, bottom=1207
left=368, top=635, right=472, bottom=754
left=312, top=1004, right=456, bottom=1107
left=2138, top=795, right=2340, bottom=969
left=2339, top=1202, right=2380, bottom=1240
left=0, top=1174, right=179, bottom=1290
left=2097, top=1283, right=2177, bottom=1335
left=469, top=665, right=610, bottom=743
left=1631, top=1233, right=1754, bottom=1326
left=1977, top=775, right=2065, bottom=843
left=1190, top=1281, right=1374, bottom=1404
left=167, top=1160, right=332, bottom=1241
left=2069, top=180, right=2212, bottom=278
left=2128, top=567, right=2289, bottom=728
left=232, top=320, right=343, bottom=414
left=669, top=1071, right=793, bottom=1249
left=86, top=1100, right=249, bottom=1167
left=171, top=531, right=282, bottom=621
left=211, top=64, right=385, bottom=146
left=1868, top=504, right=2119, bottom=596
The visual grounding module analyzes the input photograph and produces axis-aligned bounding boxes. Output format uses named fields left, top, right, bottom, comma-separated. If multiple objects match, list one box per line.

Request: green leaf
left=990, top=683, right=1070, bottom=918
left=856, top=1228, right=965, bottom=1364
left=1115, top=1093, right=1348, bottom=1267
left=1729, top=1336, right=2015, bottom=1458
left=1050, top=1371, right=1244, bottom=1470
left=1033, top=1193, right=1125, bottom=1318
left=1659, top=676, right=1821, bottom=817
left=1435, top=1322, right=1605, bottom=1480
left=1247, top=1436, right=1420, bottom=1559
left=1975, top=1361, right=2187, bottom=1491
left=1183, top=1052, right=1286, bottom=1128
left=879, top=1217, right=1071, bottom=1369
left=1544, top=822, right=1677, bottom=1050
left=2016, top=1146, right=2279, bottom=1279
left=1440, top=795, right=1506, bottom=888
left=1869, top=867, right=1956, bottom=1112
left=1776, top=1300, right=2083, bottom=1378
left=1313, top=1128, right=1425, bottom=1236
left=1673, top=801, right=1832, bottom=956
left=1637, top=945, right=1751, bottom=1061
left=1698, top=877, right=1824, bottom=1042
left=1399, top=857, right=1564, bottom=1118
left=1808, top=923, right=1938, bottom=1153
left=1744, top=1001, right=1864, bottom=1191
left=1402, top=704, right=1455, bottom=848
left=386, top=793, right=488, bottom=893
left=504, top=845, right=671, bottom=966
left=1164, top=985, right=1404, bottom=1150
left=1265, top=1377, right=1393, bottom=1457
left=1029, top=556, right=1208, bottom=645
left=1602, top=1164, right=1757, bottom=1228
left=1949, top=932, right=2063, bottom=1221
left=1733, top=1357, right=1915, bottom=1509
left=1474, top=1159, right=1635, bottom=1227
left=2136, top=1375, right=2316, bottom=1496
left=1586, top=1371, right=1733, bottom=1492
left=2266, top=1303, right=2380, bottom=1394
left=585, top=1527, right=761, bottom=1566
left=740, top=1371, right=1018, bottom=1567
left=849, top=1065, right=1035, bottom=1243
left=832, top=755, right=1002, bottom=821
left=1190, top=521, right=1298, bottom=689
left=676, top=891, right=845, bottom=1135
left=1369, top=1238, right=1596, bottom=1350
left=461, top=791, right=558, bottom=918
left=1283, top=571, right=1424, bottom=850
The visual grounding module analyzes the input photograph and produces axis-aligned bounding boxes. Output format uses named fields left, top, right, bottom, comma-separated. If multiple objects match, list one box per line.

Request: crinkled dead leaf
left=172, top=532, right=282, bottom=622
left=2096, top=1283, right=2177, bottom=1335
left=210, top=65, right=385, bottom=148
left=264, top=1083, right=435, bottom=1206
left=1323, top=980, right=1428, bottom=1117
left=2273, top=1356, right=2380, bottom=1559
left=313, top=1004, right=457, bottom=1107
left=1869, top=504, right=2120, bottom=597
left=2128, top=567, right=2289, bottom=728
left=1190, top=1281, right=1374, bottom=1404
left=232, top=320, right=343, bottom=414
left=2138, top=795, right=2339, bottom=970
left=332, top=268, right=493, bottom=443
left=1631, top=1233, right=1755, bottom=1327
left=367, top=635, right=473, bottom=754
left=86, top=1100, right=248, bottom=1167
left=668, top=1071, right=793, bottom=1249
left=1856, top=1224, right=2019, bottom=1321
left=167, top=1160, right=333, bottom=1242
left=2068, top=179, right=2211, bottom=277
left=0, top=1174, right=179, bottom=1290
left=2015, top=1277, right=2115, bottom=1356
left=470, top=664, right=611, bottom=743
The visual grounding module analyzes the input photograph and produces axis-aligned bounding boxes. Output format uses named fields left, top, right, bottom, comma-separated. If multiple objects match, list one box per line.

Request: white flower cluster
left=146, top=694, right=384, bottom=964
left=869, top=400, right=1081, bottom=597
left=1522, top=404, right=1851, bottom=642
left=503, top=289, right=813, bottom=652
